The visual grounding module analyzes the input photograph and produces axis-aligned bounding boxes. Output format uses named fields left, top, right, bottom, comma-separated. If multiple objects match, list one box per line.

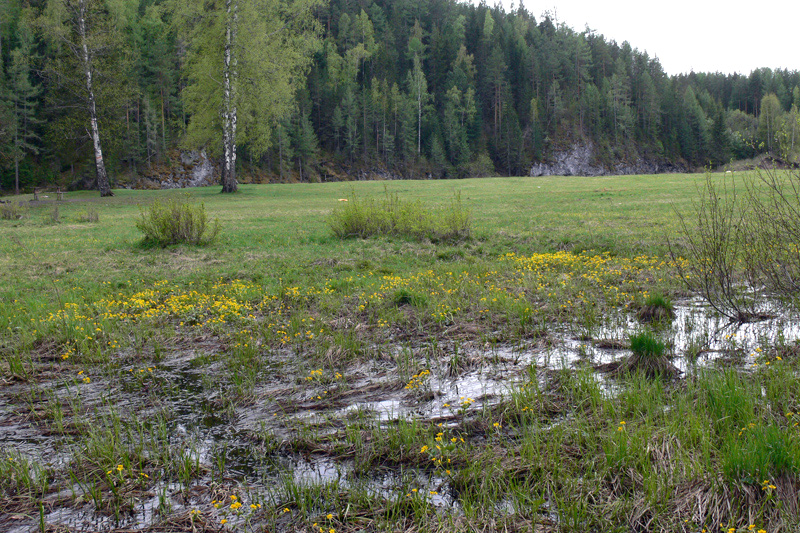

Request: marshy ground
left=1, top=174, right=799, bottom=532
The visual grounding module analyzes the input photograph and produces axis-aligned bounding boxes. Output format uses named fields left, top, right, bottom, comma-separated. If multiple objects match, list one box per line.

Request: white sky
left=478, top=1, right=800, bottom=75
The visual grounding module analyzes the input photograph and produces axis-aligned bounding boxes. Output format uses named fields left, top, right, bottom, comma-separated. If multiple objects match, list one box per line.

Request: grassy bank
left=1, top=173, right=798, bottom=533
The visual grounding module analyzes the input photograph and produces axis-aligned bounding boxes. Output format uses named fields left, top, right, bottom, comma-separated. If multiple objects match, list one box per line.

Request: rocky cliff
left=139, top=151, right=218, bottom=189
left=530, top=143, right=685, bottom=177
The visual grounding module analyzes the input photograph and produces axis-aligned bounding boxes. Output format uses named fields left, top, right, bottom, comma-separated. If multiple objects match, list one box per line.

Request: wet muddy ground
left=3, top=297, right=798, bottom=532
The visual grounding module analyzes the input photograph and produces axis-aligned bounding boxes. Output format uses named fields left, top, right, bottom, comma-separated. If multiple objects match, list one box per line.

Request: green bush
left=328, top=189, right=470, bottom=242
left=135, top=197, right=220, bottom=247
left=1, top=201, right=24, bottom=220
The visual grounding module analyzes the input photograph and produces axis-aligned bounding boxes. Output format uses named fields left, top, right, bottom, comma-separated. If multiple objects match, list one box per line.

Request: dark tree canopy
left=1, top=0, right=799, bottom=192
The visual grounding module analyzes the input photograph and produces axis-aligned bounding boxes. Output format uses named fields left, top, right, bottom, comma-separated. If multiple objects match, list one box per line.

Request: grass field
left=1, top=173, right=799, bottom=533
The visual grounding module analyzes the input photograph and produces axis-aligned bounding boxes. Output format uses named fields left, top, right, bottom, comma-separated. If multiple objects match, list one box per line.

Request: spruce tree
left=6, top=27, right=41, bottom=194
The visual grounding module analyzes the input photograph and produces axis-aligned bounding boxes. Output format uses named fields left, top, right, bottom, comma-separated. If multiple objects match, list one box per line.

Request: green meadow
left=1, top=173, right=799, bottom=533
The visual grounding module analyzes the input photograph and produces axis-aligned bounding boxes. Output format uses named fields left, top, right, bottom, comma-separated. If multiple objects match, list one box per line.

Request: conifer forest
left=1, top=0, right=799, bottom=191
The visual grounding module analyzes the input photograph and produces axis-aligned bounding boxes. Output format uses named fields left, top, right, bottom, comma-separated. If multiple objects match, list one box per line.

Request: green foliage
left=1, top=201, right=24, bottom=220
left=391, top=288, right=427, bottom=307
left=175, top=0, right=323, bottom=159
left=722, top=424, right=800, bottom=481
left=636, top=292, right=675, bottom=323
left=135, top=196, right=220, bottom=246
left=0, top=451, right=50, bottom=500
left=328, top=190, right=470, bottom=242
left=620, top=331, right=675, bottom=379
left=2, top=182, right=800, bottom=531
left=629, top=331, right=666, bottom=359
left=3, top=1, right=800, bottom=185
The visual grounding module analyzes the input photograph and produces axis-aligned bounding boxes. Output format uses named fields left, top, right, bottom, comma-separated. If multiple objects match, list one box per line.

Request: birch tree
left=40, top=0, right=119, bottom=197
left=174, top=0, right=323, bottom=193
left=406, top=21, right=430, bottom=157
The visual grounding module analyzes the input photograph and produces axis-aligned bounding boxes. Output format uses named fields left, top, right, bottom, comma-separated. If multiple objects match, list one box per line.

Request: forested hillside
left=1, top=0, right=799, bottom=192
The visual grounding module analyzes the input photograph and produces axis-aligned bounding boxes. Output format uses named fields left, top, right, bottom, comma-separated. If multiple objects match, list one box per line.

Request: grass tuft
left=391, top=288, right=427, bottom=307
left=1, top=201, right=24, bottom=220
left=77, top=207, right=99, bottom=223
left=328, top=189, right=470, bottom=242
left=618, top=331, right=678, bottom=379
left=635, top=292, right=675, bottom=323
left=135, top=196, right=220, bottom=247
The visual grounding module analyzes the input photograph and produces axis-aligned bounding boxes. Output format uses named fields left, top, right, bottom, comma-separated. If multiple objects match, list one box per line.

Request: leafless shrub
left=671, top=173, right=766, bottom=323
left=744, top=165, right=800, bottom=299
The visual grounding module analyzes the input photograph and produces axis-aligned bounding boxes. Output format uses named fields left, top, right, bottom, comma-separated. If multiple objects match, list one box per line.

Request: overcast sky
left=475, top=1, right=800, bottom=76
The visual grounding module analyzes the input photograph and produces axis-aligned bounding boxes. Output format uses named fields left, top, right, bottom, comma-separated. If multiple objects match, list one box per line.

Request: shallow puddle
left=3, top=297, right=799, bottom=532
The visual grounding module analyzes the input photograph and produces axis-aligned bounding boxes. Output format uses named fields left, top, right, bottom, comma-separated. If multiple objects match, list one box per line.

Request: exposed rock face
left=530, top=143, right=685, bottom=177
left=141, top=151, right=218, bottom=189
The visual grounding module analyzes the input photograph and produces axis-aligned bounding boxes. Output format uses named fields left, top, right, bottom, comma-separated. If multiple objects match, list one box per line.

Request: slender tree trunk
left=77, top=0, right=112, bottom=197
left=417, top=93, right=422, bottom=155
left=161, top=86, right=167, bottom=154
left=13, top=104, right=19, bottom=194
left=278, top=126, right=284, bottom=180
left=221, top=0, right=238, bottom=193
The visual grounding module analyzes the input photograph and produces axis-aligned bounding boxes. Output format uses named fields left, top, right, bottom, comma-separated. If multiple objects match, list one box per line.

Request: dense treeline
left=1, top=0, right=799, bottom=192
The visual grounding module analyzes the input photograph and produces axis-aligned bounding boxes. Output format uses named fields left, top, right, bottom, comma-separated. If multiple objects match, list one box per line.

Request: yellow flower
left=220, top=519, right=228, bottom=525
left=230, top=501, right=242, bottom=510
left=326, top=514, right=333, bottom=520
left=116, top=464, right=124, bottom=472
left=420, top=445, right=428, bottom=453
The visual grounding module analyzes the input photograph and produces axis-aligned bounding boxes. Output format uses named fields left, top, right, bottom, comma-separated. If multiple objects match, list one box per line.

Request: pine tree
left=291, top=110, right=318, bottom=179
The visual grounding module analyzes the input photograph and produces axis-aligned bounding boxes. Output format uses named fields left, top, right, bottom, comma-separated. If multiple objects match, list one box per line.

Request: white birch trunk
left=221, top=0, right=238, bottom=193
left=78, top=0, right=113, bottom=197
